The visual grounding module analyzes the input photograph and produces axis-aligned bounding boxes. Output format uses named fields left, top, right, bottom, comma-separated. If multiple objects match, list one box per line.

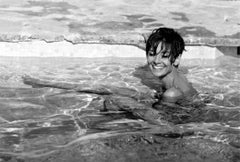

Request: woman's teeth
left=153, top=64, right=164, bottom=69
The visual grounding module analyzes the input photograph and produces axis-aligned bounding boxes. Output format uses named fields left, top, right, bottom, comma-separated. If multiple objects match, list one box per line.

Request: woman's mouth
left=152, top=63, right=165, bottom=69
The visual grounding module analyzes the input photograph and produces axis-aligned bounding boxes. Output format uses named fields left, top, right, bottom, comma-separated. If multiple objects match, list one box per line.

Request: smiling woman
left=146, top=27, right=197, bottom=103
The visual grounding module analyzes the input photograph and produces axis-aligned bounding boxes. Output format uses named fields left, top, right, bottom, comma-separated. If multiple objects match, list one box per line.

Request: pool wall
left=0, top=41, right=239, bottom=59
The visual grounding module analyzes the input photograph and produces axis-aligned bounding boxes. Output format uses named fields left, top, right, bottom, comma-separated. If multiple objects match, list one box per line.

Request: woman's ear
left=173, top=54, right=182, bottom=67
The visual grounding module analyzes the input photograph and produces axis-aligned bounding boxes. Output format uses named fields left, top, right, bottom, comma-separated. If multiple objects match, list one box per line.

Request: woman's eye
left=162, top=52, right=169, bottom=57
left=162, top=54, right=168, bottom=58
left=148, top=52, right=155, bottom=56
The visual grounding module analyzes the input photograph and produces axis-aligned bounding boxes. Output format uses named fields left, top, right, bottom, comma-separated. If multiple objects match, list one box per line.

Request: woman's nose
left=154, top=54, right=162, bottom=63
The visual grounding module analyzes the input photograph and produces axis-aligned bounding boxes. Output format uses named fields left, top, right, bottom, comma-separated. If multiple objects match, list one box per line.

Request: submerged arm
left=22, top=75, right=148, bottom=99
left=22, top=75, right=112, bottom=95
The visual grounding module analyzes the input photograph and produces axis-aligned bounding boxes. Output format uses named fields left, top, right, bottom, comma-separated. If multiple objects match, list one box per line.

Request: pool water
left=0, top=56, right=239, bottom=161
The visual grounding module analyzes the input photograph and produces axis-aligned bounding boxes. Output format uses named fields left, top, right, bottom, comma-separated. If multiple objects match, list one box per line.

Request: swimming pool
left=0, top=46, right=239, bottom=161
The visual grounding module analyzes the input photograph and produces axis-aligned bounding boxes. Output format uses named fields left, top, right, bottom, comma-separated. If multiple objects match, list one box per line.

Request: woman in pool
left=22, top=27, right=200, bottom=125
left=146, top=27, right=197, bottom=104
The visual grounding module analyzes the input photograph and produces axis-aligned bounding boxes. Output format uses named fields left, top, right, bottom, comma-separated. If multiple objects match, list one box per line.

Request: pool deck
left=0, top=0, right=240, bottom=47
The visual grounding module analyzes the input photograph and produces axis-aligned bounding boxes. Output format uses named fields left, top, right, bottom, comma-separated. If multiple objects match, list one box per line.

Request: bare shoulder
left=162, top=87, right=183, bottom=103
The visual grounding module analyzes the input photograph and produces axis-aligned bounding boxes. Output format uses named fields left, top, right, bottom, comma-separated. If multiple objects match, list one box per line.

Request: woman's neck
left=161, top=67, right=178, bottom=89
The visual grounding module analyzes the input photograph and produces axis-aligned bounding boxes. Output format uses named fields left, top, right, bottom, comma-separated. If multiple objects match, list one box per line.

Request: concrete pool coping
left=2, top=33, right=240, bottom=46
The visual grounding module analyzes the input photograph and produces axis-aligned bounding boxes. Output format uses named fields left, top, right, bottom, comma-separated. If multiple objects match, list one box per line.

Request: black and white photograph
left=0, top=0, right=239, bottom=161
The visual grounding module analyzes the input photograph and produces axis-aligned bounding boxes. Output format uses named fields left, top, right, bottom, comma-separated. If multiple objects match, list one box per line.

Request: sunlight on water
left=0, top=55, right=239, bottom=157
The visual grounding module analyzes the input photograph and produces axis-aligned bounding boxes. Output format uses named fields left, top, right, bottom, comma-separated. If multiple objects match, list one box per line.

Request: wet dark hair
left=146, top=27, right=185, bottom=66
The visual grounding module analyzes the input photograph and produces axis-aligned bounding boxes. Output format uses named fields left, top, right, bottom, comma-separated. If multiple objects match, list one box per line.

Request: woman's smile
left=152, top=63, right=165, bottom=69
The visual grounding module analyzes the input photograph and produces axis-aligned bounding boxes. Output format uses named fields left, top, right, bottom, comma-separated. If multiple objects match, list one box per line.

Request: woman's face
left=147, top=41, right=173, bottom=78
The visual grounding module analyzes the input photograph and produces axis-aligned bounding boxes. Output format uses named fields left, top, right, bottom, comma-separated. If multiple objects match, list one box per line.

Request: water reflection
left=0, top=56, right=239, bottom=158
